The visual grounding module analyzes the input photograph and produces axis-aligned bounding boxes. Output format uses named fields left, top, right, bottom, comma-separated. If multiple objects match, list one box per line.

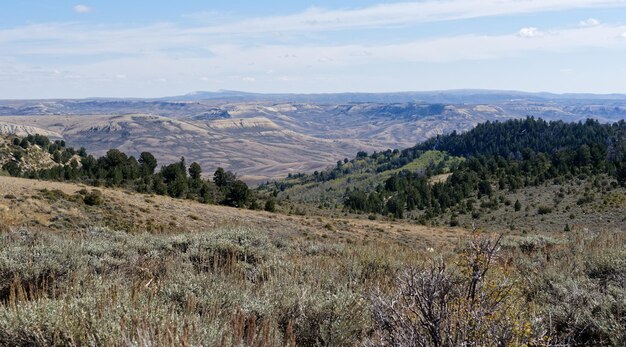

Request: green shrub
left=83, top=190, right=104, bottom=206
left=537, top=205, right=552, bottom=215
left=264, top=199, right=276, bottom=212
left=576, top=194, right=594, bottom=205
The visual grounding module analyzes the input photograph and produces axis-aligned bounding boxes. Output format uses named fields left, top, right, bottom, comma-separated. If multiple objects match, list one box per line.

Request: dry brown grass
left=0, top=176, right=624, bottom=345
left=0, top=176, right=466, bottom=249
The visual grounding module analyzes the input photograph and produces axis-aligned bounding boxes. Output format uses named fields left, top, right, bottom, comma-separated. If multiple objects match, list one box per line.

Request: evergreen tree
left=168, top=172, right=189, bottom=198
left=214, top=167, right=228, bottom=187
left=264, top=199, right=276, bottom=212
left=199, top=183, right=212, bottom=204
left=2, top=161, right=20, bottom=176
left=153, top=174, right=167, bottom=195
left=189, top=162, right=202, bottom=180
left=19, top=138, right=29, bottom=149
left=139, top=152, right=158, bottom=176
left=224, top=180, right=249, bottom=207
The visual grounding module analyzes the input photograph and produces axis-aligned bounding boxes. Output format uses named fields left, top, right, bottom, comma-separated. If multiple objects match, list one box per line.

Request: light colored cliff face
left=0, top=122, right=63, bottom=139
left=206, top=117, right=281, bottom=131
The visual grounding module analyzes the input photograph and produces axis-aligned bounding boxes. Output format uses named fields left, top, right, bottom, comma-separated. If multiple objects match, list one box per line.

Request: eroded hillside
left=0, top=103, right=498, bottom=183
left=2, top=94, right=626, bottom=183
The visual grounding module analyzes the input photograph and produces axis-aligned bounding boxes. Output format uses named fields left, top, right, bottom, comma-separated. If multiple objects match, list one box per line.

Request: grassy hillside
left=0, top=118, right=625, bottom=345
left=0, top=176, right=462, bottom=248
left=269, top=150, right=463, bottom=206
left=0, top=176, right=624, bottom=345
left=273, top=118, right=626, bottom=233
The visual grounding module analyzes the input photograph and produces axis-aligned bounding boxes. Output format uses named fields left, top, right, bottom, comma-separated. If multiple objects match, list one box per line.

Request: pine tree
left=139, top=152, right=158, bottom=176
left=189, top=162, right=202, bottom=180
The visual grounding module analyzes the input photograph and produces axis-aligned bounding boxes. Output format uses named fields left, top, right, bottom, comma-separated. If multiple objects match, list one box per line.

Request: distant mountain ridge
left=3, top=89, right=626, bottom=106
left=165, top=89, right=626, bottom=104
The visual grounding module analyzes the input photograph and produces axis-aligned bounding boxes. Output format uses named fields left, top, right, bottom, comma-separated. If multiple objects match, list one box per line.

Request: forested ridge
left=342, top=118, right=626, bottom=219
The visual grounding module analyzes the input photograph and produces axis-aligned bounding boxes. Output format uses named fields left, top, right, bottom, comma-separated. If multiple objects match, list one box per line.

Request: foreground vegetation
left=0, top=221, right=623, bottom=346
left=0, top=118, right=624, bottom=345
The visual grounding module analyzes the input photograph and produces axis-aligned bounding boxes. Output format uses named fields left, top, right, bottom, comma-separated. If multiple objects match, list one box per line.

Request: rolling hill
left=0, top=116, right=625, bottom=345
left=271, top=117, right=626, bottom=233
left=2, top=90, right=626, bottom=183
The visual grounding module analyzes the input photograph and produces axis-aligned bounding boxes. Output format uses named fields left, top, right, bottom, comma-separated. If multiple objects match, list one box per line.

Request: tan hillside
left=0, top=121, right=63, bottom=139
left=0, top=176, right=465, bottom=249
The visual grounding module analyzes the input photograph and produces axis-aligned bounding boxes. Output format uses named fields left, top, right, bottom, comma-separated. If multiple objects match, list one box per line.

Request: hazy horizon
left=2, top=1, right=626, bottom=99
left=4, top=88, right=626, bottom=102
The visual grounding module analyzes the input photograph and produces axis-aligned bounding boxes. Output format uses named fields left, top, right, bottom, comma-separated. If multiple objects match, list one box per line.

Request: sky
left=2, top=0, right=626, bottom=99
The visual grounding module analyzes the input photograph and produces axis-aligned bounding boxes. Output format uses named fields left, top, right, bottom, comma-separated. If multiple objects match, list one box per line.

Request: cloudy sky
left=2, top=0, right=626, bottom=99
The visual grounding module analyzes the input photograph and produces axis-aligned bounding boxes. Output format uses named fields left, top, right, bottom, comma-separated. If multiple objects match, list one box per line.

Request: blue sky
left=2, top=1, right=626, bottom=99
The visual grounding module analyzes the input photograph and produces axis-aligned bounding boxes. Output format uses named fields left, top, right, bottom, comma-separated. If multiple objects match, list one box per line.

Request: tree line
left=2, top=135, right=265, bottom=209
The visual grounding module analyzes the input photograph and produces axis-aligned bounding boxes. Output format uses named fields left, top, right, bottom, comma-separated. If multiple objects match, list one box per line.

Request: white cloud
left=207, top=25, right=626, bottom=67
left=2, top=22, right=625, bottom=68
left=73, top=4, right=92, bottom=14
left=579, top=18, right=600, bottom=27
left=1, top=1, right=625, bottom=56
left=518, top=27, right=543, bottom=38
left=3, top=0, right=626, bottom=97
left=350, top=51, right=373, bottom=57
left=187, top=0, right=626, bottom=34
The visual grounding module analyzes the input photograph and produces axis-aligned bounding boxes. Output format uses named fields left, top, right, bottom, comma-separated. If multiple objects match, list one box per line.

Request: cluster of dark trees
left=344, top=118, right=626, bottom=218
left=3, top=135, right=255, bottom=208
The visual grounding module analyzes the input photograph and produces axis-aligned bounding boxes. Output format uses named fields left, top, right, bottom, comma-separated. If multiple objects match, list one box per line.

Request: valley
left=3, top=91, right=626, bottom=183
left=0, top=114, right=624, bottom=346
left=4, top=0, right=626, bottom=344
